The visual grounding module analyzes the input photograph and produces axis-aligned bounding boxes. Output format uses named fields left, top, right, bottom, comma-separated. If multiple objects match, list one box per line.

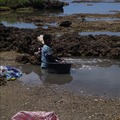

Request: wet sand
left=24, top=12, right=120, bottom=34
left=1, top=80, right=120, bottom=120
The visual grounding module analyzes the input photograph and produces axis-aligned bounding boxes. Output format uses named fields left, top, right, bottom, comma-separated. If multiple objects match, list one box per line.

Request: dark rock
left=59, top=21, right=72, bottom=27
left=44, top=0, right=64, bottom=9
left=0, top=25, right=120, bottom=65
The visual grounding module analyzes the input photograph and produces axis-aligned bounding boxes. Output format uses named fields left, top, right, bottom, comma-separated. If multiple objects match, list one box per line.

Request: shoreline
left=0, top=51, right=120, bottom=99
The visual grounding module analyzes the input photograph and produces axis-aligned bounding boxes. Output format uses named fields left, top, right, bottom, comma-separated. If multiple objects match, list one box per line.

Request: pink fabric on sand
left=11, top=111, right=59, bottom=120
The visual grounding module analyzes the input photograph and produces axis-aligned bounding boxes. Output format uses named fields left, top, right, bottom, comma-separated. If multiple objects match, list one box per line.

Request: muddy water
left=18, top=58, right=120, bottom=98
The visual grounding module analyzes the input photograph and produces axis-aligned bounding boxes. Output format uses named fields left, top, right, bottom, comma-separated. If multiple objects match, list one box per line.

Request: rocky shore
left=0, top=13, right=120, bottom=65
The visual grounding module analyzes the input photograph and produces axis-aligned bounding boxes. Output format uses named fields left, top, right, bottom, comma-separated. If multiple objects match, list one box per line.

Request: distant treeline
left=0, top=0, right=63, bottom=10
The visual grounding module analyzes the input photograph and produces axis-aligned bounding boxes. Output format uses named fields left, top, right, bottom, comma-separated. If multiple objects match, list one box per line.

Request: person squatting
left=36, top=34, right=65, bottom=69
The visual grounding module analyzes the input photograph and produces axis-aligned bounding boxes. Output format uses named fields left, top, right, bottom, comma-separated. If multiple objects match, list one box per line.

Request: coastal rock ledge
left=0, top=23, right=120, bottom=64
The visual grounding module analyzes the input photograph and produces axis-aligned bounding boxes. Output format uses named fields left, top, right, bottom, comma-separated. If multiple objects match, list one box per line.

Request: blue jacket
left=41, top=44, right=53, bottom=68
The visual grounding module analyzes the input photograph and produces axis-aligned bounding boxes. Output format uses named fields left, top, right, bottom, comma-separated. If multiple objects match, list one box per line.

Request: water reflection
left=64, top=58, right=120, bottom=97
left=70, top=0, right=120, bottom=3
left=66, top=58, right=120, bottom=67
left=1, top=21, right=37, bottom=29
left=63, top=3, right=120, bottom=15
left=46, top=22, right=58, bottom=27
left=41, top=9, right=64, bottom=16
left=0, top=2, right=119, bottom=22
left=43, top=73, right=73, bottom=85
left=19, top=72, right=42, bottom=86
left=41, top=22, right=58, bottom=29
left=18, top=58, right=120, bottom=98
left=18, top=64, right=73, bottom=86
left=69, top=64, right=120, bottom=98
left=0, top=9, right=63, bottom=24
left=79, top=31, right=120, bottom=36
left=77, top=17, right=120, bottom=21
left=41, top=25, right=48, bottom=29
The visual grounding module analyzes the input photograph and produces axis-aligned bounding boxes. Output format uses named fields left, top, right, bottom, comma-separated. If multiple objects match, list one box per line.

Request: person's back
left=38, top=34, right=65, bottom=69
left=41, top=44, right=53, bottom=68
left=40, top=34, right=53, bottom=69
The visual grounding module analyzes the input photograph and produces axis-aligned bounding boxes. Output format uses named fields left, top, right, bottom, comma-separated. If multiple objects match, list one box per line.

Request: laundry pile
left=0, top=66, right=22, bottom=81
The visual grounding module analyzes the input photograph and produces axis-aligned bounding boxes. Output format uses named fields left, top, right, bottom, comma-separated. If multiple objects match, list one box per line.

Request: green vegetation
left=0, top=0, right=43, bottom=9
left=0, top=0, right=63, bottom=11
left=16, top=7, right=34, bottom=12
left=0, top=12, right=18, bottom=23
left=0, top=6, right=12, bottom=11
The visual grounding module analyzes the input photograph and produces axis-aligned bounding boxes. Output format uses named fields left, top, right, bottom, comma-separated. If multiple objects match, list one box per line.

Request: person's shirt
left=41, top=44, right=53, bottom=68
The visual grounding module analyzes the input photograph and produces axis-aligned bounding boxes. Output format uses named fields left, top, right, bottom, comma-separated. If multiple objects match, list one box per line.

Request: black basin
left=47, top=63, right=72, bottom=74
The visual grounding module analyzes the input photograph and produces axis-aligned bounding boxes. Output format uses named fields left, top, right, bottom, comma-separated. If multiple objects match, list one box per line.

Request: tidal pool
left=60, top=0, right=119, bottom=3
left=0, top=1, right=120, bottom=28
left=63, top=2, right=120, bottom=15
left=77, top=17, right=120, bottom=21
left=1, top=21, right=37, bottom=29
left=18, top=58, right=120, bottom=98
left=79, top=31, right=120, bottom=36
left=42, top=22, right=58, bottom=29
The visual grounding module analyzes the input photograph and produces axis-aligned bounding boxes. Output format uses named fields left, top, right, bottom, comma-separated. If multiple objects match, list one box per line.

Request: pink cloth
left=11, top=111, right=59, bottom=120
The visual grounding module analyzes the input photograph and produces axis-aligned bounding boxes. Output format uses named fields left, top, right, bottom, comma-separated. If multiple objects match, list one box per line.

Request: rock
left=0, top=25, right=120, bottom=65
left=59, top=21, right=72, bottom=27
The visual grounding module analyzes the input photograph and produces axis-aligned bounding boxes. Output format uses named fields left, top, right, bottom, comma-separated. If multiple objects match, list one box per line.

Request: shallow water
left=1, top=21, right=37, bottom=29
left=0, top=1, right=120, bottom=28
left=18, top=58, right=120, bottom=98
left=79, top=31, right=120, bottom=36
left=42, top=22, right=58, bottom=29
left=60, top=0, right=119, bottom=3
left=63, top=3, right=120, bottom=15
left=67, top=58, right=120, bottom=98
left=78, top=17, right=120, bottom=21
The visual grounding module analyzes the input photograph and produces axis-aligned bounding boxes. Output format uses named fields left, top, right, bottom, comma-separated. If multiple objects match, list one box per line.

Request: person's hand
left=60, top=59, right=66, bottom=63
left=34, top=52, right=39, bottom=55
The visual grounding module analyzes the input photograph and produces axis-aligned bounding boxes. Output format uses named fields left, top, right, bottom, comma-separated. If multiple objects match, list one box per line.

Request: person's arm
left=34, top=47, right=41, bottom=55
left=46, top=46, right=66, bottom=63
left=46, top=55, right=57, bottom=62
left=47, top=55, right=66, bottom=63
